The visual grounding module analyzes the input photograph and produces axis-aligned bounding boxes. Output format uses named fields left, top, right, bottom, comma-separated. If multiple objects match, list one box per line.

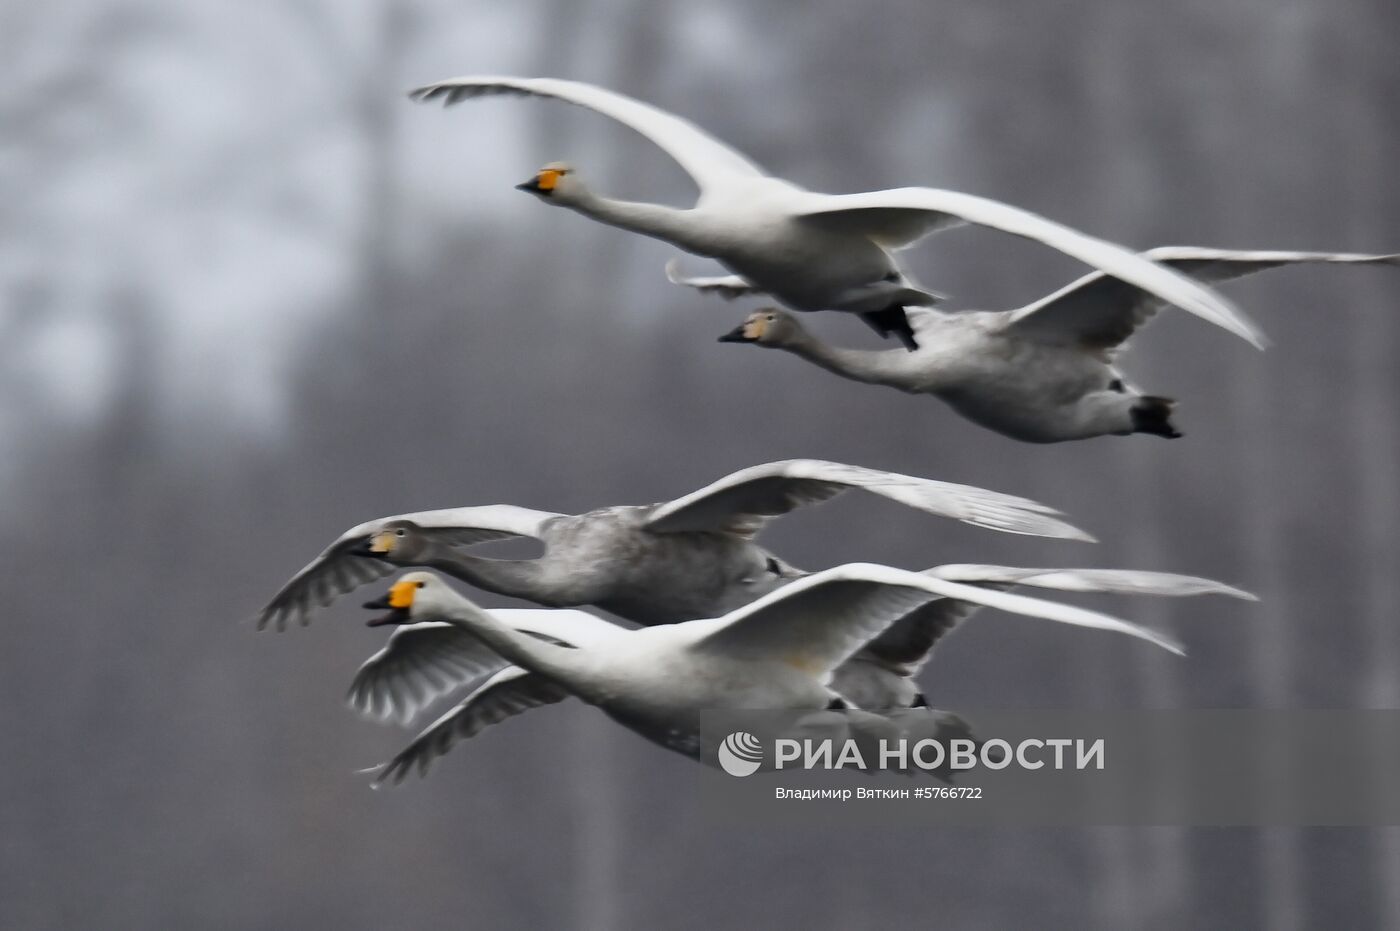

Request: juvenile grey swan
left=346, top=563, right=1252, bottom=730
left=409, top=76, right=1261, bottom=350
left=256, top=459, right=1090, bottom=631
left=355, top=566, right=1181, bottom=782
left=719, top=249, right=1399, bottom=442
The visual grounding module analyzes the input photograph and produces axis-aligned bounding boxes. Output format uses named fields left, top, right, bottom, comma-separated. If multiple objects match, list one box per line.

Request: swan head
left=362, top=571, right=457, bottom=626
left=717, top=308, right=802, bottom=347
left=354, top=520, right=433, bottom=562
left=515, top=161, right=584, bottom=204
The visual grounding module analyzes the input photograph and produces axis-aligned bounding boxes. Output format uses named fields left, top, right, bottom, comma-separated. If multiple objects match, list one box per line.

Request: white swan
left=409, top=76, right=1262, bottom=350
left=256, top=459, right=1090, bottom=631
left=719, top=249, right=1398, bottom=442
left=346, top=563, right=1251, bottom=729
left=357, top=566, right=1187, bottom=783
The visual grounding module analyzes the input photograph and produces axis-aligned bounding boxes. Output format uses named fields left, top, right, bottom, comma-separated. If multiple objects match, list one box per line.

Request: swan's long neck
left=567, top=191, right=704, bottom=251
left=419, top=542, right=553, bottom=604
left=437, top=591, right=582, bottom=684
left=781, top=329, right=903, bottom=387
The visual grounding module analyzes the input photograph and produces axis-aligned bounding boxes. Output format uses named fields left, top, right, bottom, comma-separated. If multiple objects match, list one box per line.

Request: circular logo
left=718, top=731, right=764, bottom=777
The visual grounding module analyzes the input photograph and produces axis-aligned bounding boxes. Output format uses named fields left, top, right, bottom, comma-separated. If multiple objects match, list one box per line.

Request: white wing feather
left=409, top=76, right=766, bottom=194
left=692, top=563, right=1185, bottom=678
left=347, top=608, right=615, bottom=725
left=368, top=668, right=569, bottom=787
left=644, top=459, right=1090, bottom=541
left=1005, top=247, right=1399, bottom=349
left=838, top=564, right=1255, bottom=708
left=790, top=190, right=1266, bottom=349
left=926, top=564, right=1257, bottom=600
left=664, top=258, right=764, bottom=299
left=346, top=622, right=508, bottom=725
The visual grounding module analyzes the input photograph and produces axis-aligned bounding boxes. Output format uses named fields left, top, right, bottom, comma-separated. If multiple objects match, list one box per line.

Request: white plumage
left=410, top=76, right=1264, bottom=350
left=358, top=565, right=1196, bottom=783
left=353, top=564, right=1252, bottom=783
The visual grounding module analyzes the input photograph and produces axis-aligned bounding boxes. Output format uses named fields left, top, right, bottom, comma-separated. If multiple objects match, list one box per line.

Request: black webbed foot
left=859, top=306, right=919, bottom=351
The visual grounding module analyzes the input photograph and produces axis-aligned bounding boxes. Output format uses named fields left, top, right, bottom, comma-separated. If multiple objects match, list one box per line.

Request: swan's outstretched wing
left=854, top=597, right=991, bottom=676
left=691, top=563, right=1183, bottom=680
left=864, top=564, right=1252, bottom=674
left=347, top=608, right=602, bottom=725
left=409, top=76, right=766, bottom=194
left=827, top=592, right=990, bottom=711
left=925, top=564, right=1257, bottom=600
left=834, top=564, right=1254, bottom=708
left=368, top=668, right=570, bottom=787
left=665, top=258, right=764, bottom=299
left=1005, top=248, right=1399, bottom=350
left=347, top=622, right=508, bottom=725
left=789, top=190, right=1265, bottom=349
left=643, top=459, right=1091, bottom=541
left=257, top=505, right=562, bottom=631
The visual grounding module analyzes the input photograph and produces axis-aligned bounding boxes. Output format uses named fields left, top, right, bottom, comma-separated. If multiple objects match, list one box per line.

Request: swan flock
left=253, top=74, right=1392, bottom=786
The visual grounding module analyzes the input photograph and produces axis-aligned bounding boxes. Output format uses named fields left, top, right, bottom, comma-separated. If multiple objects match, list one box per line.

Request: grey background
left=3, top=0, right=1397, bottom=928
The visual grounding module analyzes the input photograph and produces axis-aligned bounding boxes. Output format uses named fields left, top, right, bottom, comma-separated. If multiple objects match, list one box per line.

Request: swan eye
left=415, top=581, right=426, bottom=589
left=395, top=528, right=406, bottom=537
left=765, top=314, right=776, bottom=322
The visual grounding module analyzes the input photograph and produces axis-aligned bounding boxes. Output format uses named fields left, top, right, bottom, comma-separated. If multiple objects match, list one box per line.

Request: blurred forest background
left=3, top=0, right=1398, bottom=928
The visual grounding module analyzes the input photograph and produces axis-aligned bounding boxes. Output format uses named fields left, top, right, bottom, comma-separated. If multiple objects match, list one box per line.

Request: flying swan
left=357, top=565, right=1200, bottom=783
left=345, top=563, right=1253, bottom=732
left=720, top=249, right=1398, bottom=442
left=256, top=459, right=1090, bottom=631
left=409, top=76, right=1263, bottom=351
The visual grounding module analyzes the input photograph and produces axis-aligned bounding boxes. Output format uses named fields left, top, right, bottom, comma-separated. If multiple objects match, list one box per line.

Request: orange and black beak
left=515, top=167, right=561, bottom=196
left=363, top=579, right=417, bottom=627
left=362, top=594, right=408, bottom=627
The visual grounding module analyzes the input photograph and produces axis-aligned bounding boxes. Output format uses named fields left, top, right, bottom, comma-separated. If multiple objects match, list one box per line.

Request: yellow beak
left=388, top=580, right=418, bottom=609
